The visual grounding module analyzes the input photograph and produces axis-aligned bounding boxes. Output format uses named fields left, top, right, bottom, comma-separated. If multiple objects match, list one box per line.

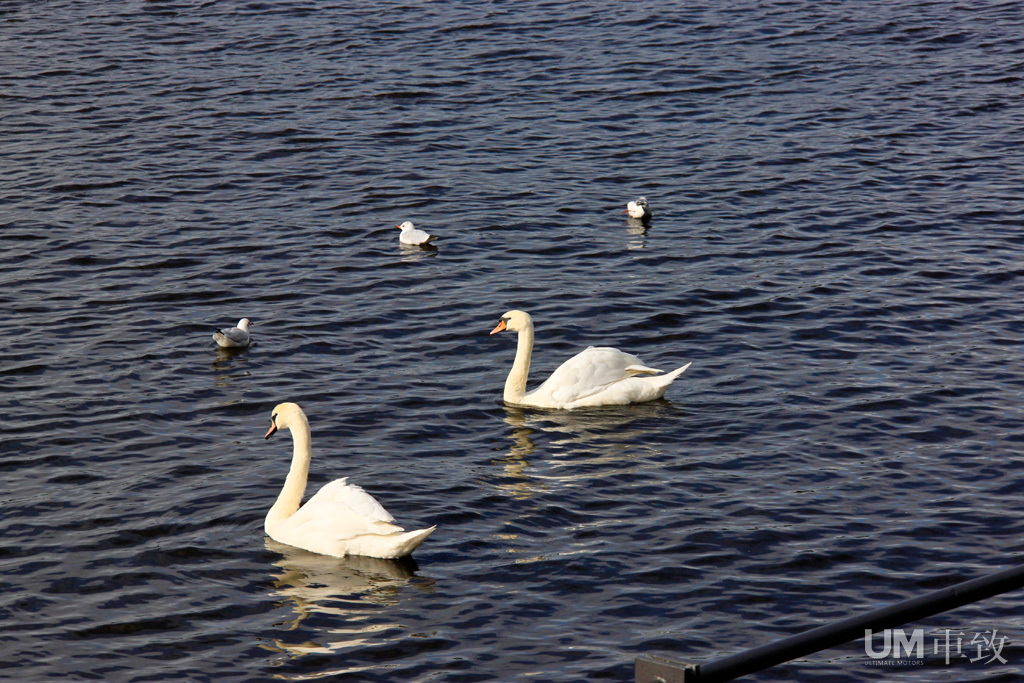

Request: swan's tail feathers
left=643, top=362, right=691, bottom=401
left=389, top=525, right=436, bottom=558
left=661, top=361, right=692, bottom=383
left=667, top=362, right=692, bottom=378
left=625, top=364, right=663, bottom=376
left=342, top=525, right=436, bottom=559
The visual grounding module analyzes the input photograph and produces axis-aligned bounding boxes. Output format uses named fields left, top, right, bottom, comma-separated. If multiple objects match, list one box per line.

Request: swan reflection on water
left=262, top=539, right=431, bottom=657
left=494, top=402, right=680, bottom=498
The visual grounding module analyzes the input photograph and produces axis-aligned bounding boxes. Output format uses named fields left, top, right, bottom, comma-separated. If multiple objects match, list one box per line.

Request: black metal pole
left=637, top=559, right=1024, bottom=683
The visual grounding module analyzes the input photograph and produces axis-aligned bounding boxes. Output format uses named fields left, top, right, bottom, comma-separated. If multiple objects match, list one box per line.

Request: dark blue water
left=3, top=1, right=1024, bottom=681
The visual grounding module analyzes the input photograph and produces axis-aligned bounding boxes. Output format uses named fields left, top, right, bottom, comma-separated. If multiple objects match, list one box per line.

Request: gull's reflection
left=495, top=402, right=679, bottom=498
left=263, top=539, right=428, bottom=657
left=213, top=344, right=247, bottom=363
left=399, top=242, right=438, bottom=263
left=211, top=345, right=253, bottom=387
left=625, top=217, right=649, bottom=250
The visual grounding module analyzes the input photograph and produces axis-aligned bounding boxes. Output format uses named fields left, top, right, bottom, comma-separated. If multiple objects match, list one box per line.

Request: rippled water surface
left=4, top=1, right=1024, bottom=681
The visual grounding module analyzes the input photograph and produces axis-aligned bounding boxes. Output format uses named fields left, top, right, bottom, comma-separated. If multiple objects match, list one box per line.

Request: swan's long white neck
left=504, top=322, right=534, bottom=404
left=266, top=412, right=311, bottom=529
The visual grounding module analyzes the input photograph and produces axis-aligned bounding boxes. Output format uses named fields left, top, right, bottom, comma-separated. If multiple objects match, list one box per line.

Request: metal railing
left=636, top=559, right=1024, bottom=682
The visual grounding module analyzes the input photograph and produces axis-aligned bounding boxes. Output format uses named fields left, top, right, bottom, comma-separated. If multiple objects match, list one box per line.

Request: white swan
left=489, top=310, right=690, bottom=409
left=397, top=221, right=436, bottom=246
left=263, top=402, right=435, bottom=559
left=625, top=196, right=652, bottom=220
left=213, top=318, right=252, bottom=348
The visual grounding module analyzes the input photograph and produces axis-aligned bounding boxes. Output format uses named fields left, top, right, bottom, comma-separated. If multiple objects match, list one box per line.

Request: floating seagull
left=397, top=221, right=436, bottom=246
left=213, top=318, right=253, bottom=348
left=625, top=196, right=652, bottom=221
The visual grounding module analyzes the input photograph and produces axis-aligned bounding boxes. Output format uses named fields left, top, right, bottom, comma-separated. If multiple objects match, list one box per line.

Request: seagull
left=625, top=196, right=652, bottom=221
left=397, top=221, right=436, bottom=246
left=213, top=318, right=253, bottom=348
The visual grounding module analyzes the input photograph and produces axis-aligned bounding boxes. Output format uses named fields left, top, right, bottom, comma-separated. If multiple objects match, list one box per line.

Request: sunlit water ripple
left=3, top=1, right=1024, bottom=681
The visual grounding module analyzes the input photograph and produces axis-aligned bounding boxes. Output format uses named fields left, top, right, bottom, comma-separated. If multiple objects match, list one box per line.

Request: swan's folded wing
left=281, top=478, right=402, bottom=541
left=315, top=478, right=398, bottom=523
left=539, top=346, right=648, bottom=405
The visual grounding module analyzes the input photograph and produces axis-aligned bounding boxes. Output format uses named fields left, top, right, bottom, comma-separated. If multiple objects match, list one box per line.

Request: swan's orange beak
left=264, top=417, right=278, bottom=440
left=490, top=320, right=507, bottom=335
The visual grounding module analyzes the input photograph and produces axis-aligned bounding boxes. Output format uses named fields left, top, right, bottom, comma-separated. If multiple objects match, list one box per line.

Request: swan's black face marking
left=265, top=413, right=279, bottom=440
left=501, top=317, right=509, bottom=323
